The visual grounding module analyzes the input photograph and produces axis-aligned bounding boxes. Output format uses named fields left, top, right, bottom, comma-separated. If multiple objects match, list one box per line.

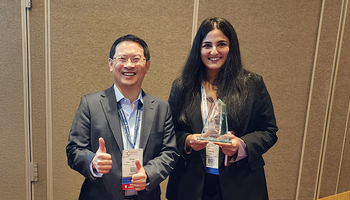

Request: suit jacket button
left=236, top=162, right=241, bottom=167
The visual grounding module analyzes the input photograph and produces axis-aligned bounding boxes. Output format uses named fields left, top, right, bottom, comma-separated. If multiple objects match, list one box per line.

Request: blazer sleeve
left=142, top=100, right=179, bottom=192
left=239, top=76, right=278, bottom=165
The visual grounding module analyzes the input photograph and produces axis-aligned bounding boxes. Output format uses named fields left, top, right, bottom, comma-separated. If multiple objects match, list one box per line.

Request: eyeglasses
left=113, top=56, right=146, bottom=65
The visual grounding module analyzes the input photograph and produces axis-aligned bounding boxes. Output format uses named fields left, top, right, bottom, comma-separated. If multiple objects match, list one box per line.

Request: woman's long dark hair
left=174, top=17, right=260, bottom=125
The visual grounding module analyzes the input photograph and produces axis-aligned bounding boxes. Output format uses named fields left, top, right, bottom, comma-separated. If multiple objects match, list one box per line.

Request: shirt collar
left=113, top=84, right=143, bottom=104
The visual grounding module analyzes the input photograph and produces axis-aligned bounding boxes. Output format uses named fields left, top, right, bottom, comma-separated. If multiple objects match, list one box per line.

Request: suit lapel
left=139, top=91, right=155, bottom=150
left=100, top=86, right=124, bottom=152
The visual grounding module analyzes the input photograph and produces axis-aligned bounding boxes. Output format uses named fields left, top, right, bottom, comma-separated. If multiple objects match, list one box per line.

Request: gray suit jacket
left=66, top=86, right=179, bottom=200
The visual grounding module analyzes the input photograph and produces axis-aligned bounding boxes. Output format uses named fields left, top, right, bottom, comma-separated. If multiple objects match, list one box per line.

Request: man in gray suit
left=66, top=34, right=179, bottom=200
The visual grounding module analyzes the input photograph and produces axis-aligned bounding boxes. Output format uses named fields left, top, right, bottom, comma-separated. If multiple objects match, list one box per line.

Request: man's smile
left=122, top=72, right=136, bottom=76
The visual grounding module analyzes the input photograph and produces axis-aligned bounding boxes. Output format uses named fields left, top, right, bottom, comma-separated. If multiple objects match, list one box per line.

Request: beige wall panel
left=29, top=0, right=48, bottom=199
left=319, top=1, right=350, bottom=197
left=319, top=69, right=350, bottom=198
left=337, top=3, right=350, bottom=193
left=319, top=47, right=350, bottom=197
left=338, top=112, right=350, bottom=193
left=15, top=0, right=348, bottom=199
left=49, top=0, right=193, bottom=199
left=198, top=1, right=321, bottom=199
left=298, top=1, right=343, bottom=199
left=0, top=0, right=27, bottom=199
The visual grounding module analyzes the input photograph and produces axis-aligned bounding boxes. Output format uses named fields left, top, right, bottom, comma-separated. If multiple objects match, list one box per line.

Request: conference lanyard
left=117, top=101, right=143, bottom=149
left=201, top=83, right=220, bottom=175
left=201, top=83, right=209, bottom=126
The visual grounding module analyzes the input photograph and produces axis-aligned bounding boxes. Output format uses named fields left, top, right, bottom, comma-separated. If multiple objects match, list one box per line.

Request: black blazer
left=166, top=75, right=278, bottom=200
left=66, top=86, right=179, bottom=200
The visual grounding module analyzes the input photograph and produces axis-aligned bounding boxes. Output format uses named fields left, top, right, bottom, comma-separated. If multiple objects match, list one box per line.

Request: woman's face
left=201, top=28, right=230, bottom=75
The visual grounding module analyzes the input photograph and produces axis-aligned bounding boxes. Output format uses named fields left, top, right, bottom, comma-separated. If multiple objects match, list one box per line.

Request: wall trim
left=45, top=0, right=53, bottom=199
left=335, top=0, right=349, bottom=194
left=295, top=0, right=326, bottom=199
left=316, top=0, right=349, bottom=198
left=191, top=0, right=199, bottom=44
left=22, top=0, right=33, bottom=199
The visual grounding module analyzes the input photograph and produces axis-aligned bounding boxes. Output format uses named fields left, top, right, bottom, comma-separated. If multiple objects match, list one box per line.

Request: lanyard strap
left=201, top=83, right=209, bottom=127
left=117, top=101, right=143, bottom=149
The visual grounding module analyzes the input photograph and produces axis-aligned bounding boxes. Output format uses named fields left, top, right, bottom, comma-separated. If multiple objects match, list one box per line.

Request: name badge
left=206, top=142, right=219, bottom=175
left=122, top=149, right=143, bottom=190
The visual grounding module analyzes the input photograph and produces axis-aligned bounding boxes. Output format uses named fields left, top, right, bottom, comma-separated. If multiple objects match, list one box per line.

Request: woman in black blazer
left=166, top=17, right=278, bottom=200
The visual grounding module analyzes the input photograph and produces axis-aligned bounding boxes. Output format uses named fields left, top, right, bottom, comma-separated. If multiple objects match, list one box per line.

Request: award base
left=198, top=136, right=231, bottom=143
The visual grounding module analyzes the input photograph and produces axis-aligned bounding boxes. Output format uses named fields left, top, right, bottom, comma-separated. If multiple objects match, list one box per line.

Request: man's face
left=109, top=41, right=150, bottom=91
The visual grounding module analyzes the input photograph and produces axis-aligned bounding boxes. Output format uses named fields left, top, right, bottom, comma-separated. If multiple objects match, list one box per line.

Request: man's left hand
left=131, top=159, right=147, bottom=191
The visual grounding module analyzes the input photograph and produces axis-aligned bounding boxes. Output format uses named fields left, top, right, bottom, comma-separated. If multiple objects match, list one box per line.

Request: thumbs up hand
left=92, top=137, right=112, bottom=174
left=131, top=159, right=147, bottom=191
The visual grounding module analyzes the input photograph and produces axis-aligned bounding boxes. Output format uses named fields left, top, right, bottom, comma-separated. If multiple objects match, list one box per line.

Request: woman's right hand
left=186, top=134, right=208, bottom=151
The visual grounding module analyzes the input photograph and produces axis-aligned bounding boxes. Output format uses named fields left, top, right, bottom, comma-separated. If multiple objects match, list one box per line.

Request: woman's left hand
left=214, top=132, right=239, bottom=157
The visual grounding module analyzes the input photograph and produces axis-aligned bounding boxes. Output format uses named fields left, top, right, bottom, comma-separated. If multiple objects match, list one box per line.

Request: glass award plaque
left=199, top=99, right=231, bottom=143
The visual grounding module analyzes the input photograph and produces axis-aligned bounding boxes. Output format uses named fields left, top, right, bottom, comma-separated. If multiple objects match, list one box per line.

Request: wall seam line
left=22, top=0, right=32, bottom=199
left=335, top=0, right=349, bottom=193
left=191, top=0, right=199, bottom=44
left=295, top=0, right=326, bottom=199
left=316, top=0, right=347, bottom=198
left=45, top=0, right=53, bottom=199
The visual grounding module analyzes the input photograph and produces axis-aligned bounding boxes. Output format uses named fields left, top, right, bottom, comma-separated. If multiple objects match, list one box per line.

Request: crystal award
left=198, top=99, right=230, bottom=143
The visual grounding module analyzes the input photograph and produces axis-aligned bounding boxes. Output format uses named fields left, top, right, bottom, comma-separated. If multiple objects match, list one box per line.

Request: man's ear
left=145, top=60, right=151, bottom=73
left=108, top=58, right=113, bottom=72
